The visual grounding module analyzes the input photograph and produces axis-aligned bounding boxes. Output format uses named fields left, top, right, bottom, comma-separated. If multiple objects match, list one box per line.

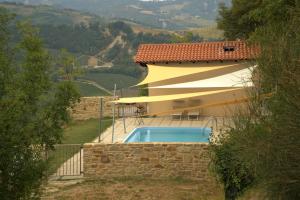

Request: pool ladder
left=145, top=130, right=151, bottom=142
left=202, top=117, right=218, bottom=143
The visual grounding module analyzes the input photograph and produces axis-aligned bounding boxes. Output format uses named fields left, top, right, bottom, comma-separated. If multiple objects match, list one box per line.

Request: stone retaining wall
left=84, top=143, right=217, bottom=183
left=70, top=97, right=115, bottom=120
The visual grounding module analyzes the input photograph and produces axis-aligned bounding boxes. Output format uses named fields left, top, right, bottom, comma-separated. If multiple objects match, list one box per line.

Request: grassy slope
left=48, top=118, right=112, bottom=174
left=62, top=118, right=112, bottom=144
left=75, top=82, right=110, bottom=97
left=83, top=72, right=139, bottom=90
left=188, top=25, right=224, bottom=40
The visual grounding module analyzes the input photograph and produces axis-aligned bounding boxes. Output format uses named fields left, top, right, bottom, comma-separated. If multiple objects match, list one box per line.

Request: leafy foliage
left=217, top=1, right=262, bottom=40
left=213, top=0, right=300, bottom=199
left=138, top=84, right=148, bottom=97
left=211, top=112, right=269, bottom=199
left=217, top=0, right=297, bottom=40
left=0, top=8, right=80, bottom=199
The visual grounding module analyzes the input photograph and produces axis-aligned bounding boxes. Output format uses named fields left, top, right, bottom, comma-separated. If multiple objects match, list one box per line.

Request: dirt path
left=42, top=177, right=223, bottom=200
left=96, top=35, right=125, bottom=57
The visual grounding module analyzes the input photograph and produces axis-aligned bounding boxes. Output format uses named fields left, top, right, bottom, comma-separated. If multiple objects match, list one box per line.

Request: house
left=116, top=41, right=259, bottom=117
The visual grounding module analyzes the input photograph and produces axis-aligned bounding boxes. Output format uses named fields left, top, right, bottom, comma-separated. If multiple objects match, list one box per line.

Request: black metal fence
left=117, top=103, right=148, bottom=118
left=117, top=104, right=138, bottom=117
left=47, top=144, right=83, bottom=177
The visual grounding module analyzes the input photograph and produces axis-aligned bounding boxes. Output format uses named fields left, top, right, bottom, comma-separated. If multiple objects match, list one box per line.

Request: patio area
left=95, top=116, right=231, bottom=144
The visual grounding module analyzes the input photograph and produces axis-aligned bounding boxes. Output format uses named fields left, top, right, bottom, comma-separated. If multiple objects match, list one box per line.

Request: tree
left=217, top=0, right=297, bottom=40
left=0, top=9, right=80, bottom=199
left=213, top=0, right=300, bottom=199
left=56, top=49, right=83, bottom=81
left=217, top=1, right=262, bottom=40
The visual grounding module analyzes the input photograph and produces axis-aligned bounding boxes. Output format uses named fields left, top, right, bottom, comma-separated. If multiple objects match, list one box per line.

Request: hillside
left=0, top=0, right=230, bottom=30
left=1, top=2, right=223, bottom=92
left=36, top=20, right=189, bottom=78
left=2, top=3, right=206, bottom=71
left=0, top=2, right=106, bottom=26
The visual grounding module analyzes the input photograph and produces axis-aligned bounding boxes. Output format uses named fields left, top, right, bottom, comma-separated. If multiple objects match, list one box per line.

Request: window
left=223, top=46, right=235, bottom=52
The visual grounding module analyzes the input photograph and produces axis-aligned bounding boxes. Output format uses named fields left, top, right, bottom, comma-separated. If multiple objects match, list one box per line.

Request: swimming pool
left=123, top=127, right=211, bottom=143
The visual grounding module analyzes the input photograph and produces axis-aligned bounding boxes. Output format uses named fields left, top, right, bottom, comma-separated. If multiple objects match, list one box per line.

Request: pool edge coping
left=122, top=126, right=211, bottom=143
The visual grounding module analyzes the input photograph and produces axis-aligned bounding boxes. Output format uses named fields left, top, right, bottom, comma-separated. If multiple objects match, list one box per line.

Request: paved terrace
left=52, top=116, right=231, bottom=178
left=95, top=116, right=231, bottom=144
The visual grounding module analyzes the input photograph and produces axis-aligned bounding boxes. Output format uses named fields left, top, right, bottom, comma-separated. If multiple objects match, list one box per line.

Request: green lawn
left=83, top=72, right=139, bottom=90
left=62, top=118, right=112, bottom=144
left=75, top=82, right=110, bottom=97
left=47, top=118, right=112, bottom=174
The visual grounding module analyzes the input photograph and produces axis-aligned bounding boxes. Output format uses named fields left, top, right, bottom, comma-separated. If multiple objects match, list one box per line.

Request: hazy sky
left=139, top=0, right=174, bottom=1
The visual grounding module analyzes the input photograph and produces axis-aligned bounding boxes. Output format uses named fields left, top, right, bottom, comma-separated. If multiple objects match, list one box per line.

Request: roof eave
left=135, top=58, right=256, bottom=65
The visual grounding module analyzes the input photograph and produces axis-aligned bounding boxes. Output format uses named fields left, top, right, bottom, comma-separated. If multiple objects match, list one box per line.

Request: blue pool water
left=124, top=127, right=211, bottom=143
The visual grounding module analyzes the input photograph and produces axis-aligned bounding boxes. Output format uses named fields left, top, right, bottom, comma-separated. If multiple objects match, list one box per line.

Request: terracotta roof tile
left=135, top=41, right=260, bottom=64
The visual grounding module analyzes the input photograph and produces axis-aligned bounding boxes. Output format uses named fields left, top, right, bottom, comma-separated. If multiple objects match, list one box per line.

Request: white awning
left=113, top=88, right=241, bottom=104
left=150, top=67, right=255, bottom=89
left=136, top=63, right=242, bottom=86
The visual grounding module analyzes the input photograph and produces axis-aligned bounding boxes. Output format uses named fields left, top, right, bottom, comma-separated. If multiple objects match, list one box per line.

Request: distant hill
left=1, top=3, right=207, bottom=68
left=0, top=0, right=230, bottom=30
left=0, top=2, right=224, bottom=39
left=0, top=2, right=106, bottom=26
left=1, top=2, right=223, bottom=91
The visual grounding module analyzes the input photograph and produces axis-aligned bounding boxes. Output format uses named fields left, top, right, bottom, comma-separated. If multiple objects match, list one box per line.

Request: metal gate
left=47, top=144, right=83, bottom=177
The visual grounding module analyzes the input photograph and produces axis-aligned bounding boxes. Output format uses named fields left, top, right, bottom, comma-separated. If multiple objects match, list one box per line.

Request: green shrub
left=215, top=0, right=300, bottom=198
left=210, top=112, right=272, bottom=200
left=138, top=84, right=148, bottom=96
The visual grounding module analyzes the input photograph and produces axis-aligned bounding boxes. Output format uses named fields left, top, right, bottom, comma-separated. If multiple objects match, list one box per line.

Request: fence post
left=112, top=84, right=117, bottom=143
left=80, top=145, right=83, bottom=175
left=121, top=88, right=126, bottom=134
left=98, top=97, right=103, bottom=143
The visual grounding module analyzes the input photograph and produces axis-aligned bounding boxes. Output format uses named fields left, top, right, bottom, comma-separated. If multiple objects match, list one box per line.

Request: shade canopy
left=150, top=67, right=255, bottom=89
left=136, top=63, right=241, bottom=86
left=113, top=88, right=240, bottom=104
